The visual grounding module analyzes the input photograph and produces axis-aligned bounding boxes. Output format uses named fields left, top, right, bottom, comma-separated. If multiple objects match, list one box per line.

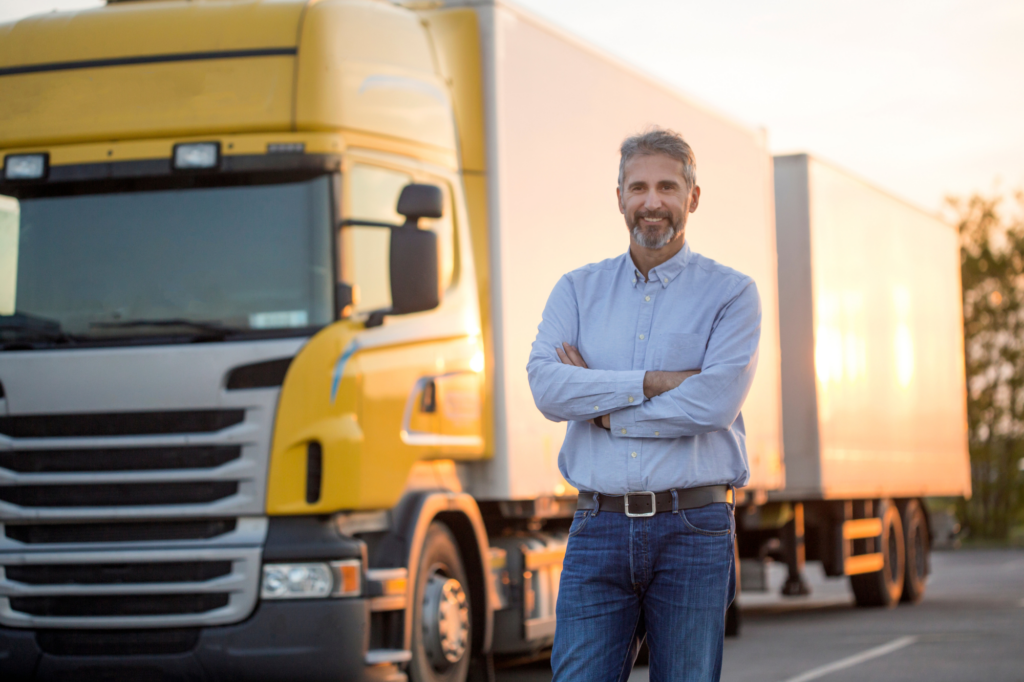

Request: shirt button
left=628, top=396, right=634, bottom=403
left=620, top=428, right=627, bottom=435
left=638, top=334, right=645, bottom=340
left=654, top=431, right=660, bottom=436
left=631, top=451, right=637, bottom=458
left=663, top=277, right=668, bottom=283
left=645, top=296, right=651, bottom=302
left=594, top=406, right=599, bottom=411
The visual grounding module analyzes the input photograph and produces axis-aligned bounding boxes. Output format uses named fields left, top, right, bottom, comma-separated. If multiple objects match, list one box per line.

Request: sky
left=1, top=0, right=1022, bottom=213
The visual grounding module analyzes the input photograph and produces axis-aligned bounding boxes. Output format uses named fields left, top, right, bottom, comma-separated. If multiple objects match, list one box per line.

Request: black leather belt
left=576, top=485, right=730, bottom=517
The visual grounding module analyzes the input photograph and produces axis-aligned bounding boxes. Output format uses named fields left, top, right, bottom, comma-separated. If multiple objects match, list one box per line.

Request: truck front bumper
left=0, top=598, right=398, bottom=682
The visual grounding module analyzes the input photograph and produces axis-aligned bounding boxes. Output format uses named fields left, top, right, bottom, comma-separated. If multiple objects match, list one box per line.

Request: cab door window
left=344, top=165, right=412, bottom=313
left=343, top=164, right=455, bottom=315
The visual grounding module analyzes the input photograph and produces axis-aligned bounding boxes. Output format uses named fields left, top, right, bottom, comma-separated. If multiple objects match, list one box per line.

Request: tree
left=948, top=190, right=1024, bottom=539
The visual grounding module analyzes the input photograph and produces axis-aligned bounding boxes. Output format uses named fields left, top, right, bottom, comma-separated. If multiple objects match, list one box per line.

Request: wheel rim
left=421, top=571, right=469, bottom=671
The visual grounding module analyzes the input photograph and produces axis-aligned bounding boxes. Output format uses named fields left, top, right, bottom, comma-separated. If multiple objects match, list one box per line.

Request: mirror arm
left=365, top=308, right=392, bottom=329
left=338, top=218, right=403, bottom=230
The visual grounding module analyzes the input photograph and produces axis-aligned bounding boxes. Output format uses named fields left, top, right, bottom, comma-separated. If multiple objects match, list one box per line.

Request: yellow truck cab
left=0, top=2, right=495, bottom=679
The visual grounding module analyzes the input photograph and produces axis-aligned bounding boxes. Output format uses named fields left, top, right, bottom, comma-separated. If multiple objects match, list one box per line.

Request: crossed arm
left=526, top=274, right=761, bottom=437
left=555, top=342, right=700, bottom=428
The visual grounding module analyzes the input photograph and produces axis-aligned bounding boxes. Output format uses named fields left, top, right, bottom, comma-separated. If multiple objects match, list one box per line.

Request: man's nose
left=643, top=189, right=662, bottom=210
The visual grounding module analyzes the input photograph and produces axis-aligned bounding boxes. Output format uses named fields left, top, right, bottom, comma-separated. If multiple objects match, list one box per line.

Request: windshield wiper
left=90, top=318, right=244, bottom=340
left=0, top=313, right=77, bottom=345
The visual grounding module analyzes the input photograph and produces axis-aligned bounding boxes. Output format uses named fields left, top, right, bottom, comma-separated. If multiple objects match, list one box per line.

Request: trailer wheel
left=850, top=500, right=905, bottom=608
left=410, top=522, right=472, bottom=682
left=900, top=500, right=929, bottom=604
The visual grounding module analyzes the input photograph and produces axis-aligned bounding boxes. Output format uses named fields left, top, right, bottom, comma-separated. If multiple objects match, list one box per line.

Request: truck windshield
left=0, top=176, right=334, bottom=346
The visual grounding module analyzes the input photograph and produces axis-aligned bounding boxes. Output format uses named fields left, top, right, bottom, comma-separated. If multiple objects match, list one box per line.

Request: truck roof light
left=267, top=142, right=305, bottom=154
left=173, top=142, right=220, bottom=170
left=4, top=154, right=48, bottom=181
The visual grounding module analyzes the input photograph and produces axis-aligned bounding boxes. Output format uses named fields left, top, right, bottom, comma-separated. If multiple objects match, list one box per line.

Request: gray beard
left=632, top=222, right=679, bottom=249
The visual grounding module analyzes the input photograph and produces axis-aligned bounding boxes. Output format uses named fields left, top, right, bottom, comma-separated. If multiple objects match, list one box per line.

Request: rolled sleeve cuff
left=617, top=372, right=647, bottom=411
left=609, top=407, right=636, bottom=435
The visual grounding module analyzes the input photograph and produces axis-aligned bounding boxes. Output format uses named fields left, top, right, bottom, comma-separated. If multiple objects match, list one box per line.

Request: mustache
left=634, top=211, right=670, bottom=221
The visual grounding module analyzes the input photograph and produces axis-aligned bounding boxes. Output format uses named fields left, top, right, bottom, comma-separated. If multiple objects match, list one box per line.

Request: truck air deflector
left=0, top=48, right=298, bottom=79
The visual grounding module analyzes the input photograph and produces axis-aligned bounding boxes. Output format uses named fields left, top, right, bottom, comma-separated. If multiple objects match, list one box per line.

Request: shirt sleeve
left=527, top=275, right=647, bottom=423
left=609, top=278, right=761, bottom=437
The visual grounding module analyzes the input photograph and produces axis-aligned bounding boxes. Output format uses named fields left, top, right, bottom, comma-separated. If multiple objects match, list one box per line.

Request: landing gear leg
left=781, top=502, right=811, bottom=596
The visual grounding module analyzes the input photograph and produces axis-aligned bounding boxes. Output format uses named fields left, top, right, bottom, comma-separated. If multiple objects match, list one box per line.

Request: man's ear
left=617, top=185, right=625, bottom=214
left=688, top=185, right=701, bottom=213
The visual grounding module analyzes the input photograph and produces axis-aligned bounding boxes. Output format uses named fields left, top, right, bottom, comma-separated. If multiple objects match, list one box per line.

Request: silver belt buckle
left=624, top=491, right=656, bottom=517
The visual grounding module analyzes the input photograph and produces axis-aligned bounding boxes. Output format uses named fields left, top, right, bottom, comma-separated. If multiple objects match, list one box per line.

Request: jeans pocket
left=568, top=510, right=591, bottom=538
left=680, top=504, right=733, bottom=536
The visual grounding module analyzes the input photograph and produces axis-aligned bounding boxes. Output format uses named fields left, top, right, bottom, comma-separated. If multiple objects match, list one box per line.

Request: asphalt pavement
left=496, top=548, right=1024, bottom=682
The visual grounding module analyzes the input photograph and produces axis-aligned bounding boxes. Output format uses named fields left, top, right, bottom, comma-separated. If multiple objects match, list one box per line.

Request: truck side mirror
left=390, top=184, right=442, bottom=315
left=397, top=183, right=443, bottom=220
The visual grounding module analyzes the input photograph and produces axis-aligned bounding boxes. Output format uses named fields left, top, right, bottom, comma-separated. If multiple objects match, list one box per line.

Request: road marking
left=779, top=636, right=918, bottom=682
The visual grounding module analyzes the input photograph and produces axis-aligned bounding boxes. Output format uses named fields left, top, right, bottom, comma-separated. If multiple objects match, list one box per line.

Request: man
left=526, top=128, right=760, bottom=682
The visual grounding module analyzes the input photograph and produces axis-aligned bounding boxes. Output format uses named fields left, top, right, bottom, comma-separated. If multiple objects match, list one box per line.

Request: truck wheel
left=410, top=522, right=472, bottom=682
left=900, top=500, right=929, bottom=604
left=850, top=499, right=905, bottom=608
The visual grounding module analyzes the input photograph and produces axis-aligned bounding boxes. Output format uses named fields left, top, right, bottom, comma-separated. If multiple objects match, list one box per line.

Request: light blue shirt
left=526, top=242, right=760, bottom=494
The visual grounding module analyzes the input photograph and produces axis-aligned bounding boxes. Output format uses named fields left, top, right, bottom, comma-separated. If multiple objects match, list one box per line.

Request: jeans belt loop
left=670, top=489, right=679, bottom=514
left=591, top=492, right=600, bottom=517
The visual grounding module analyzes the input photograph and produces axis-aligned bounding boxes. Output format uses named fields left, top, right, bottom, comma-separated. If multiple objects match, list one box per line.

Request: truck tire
left=410, top=522, right=472, bottom=682
left=900, top=500, right=929, bottom=604
left=850, top=499, right=905, bottom=608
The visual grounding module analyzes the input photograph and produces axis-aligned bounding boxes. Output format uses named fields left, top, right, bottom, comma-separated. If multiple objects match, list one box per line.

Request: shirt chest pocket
left=652, top=332, right=706, bottom=371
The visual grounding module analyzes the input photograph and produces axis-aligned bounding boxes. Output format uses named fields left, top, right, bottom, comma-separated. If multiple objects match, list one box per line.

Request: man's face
left=617, top=153, right=700, bottom=250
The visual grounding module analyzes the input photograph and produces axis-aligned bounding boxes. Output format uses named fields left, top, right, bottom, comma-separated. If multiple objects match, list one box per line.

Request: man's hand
left=643, top=370, right=701, bottom=399
left=555, top=342, right=588, bottom=368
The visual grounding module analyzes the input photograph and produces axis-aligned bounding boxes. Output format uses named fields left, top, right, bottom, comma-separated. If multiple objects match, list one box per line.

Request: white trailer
left=745, top=154, right=971, bottom=609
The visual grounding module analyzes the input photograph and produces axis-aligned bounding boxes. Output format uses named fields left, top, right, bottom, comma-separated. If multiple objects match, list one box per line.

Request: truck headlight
left=260, top=560, right=362, bottom=600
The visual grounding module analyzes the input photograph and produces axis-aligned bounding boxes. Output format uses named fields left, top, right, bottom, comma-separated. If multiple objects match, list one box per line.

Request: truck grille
left=0, top=482, right=239, bottom=508
left=6, top=561, right=233, bottom=585
left=0, top=409, right=245, bottom=438
left=5, top=519, right=238, bottom=545
left=0, top=403, right=273, bottom=629
left=0, top=445, right=242, bottom=473
left=0, top=547, right=262, bottom=629
left=10, top=594, right=231, bottom=617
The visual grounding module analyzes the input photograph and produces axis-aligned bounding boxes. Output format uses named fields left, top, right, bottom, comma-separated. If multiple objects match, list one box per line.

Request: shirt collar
left=629, top=241, right=692, bottom=288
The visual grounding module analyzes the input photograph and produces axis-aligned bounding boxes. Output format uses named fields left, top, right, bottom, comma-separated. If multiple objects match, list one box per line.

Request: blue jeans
left=552, top=502, right=736, bottom=682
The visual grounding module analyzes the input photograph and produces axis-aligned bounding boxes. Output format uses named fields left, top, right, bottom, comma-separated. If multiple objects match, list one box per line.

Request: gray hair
left=618, top=127, right=697, bottom=191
